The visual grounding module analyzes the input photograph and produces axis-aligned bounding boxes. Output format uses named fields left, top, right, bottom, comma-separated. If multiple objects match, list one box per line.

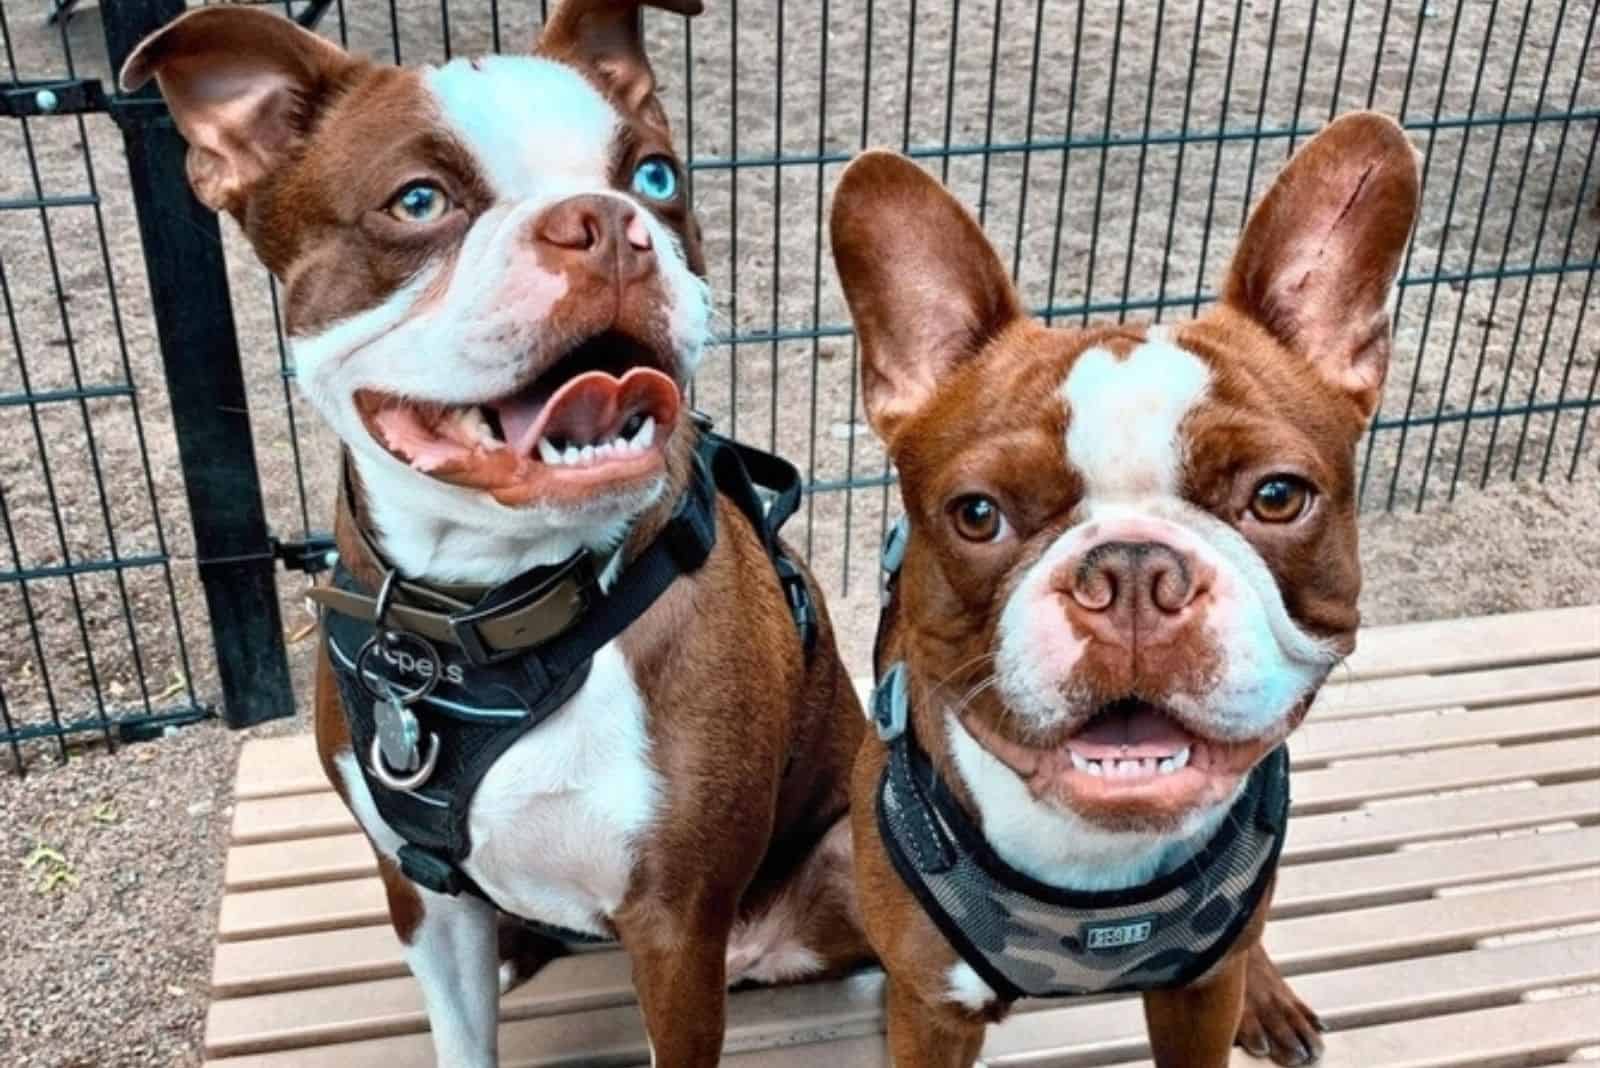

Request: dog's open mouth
left=962, top=698, right=1287, bottom=822
left=353, top=331, right=681, bottom=506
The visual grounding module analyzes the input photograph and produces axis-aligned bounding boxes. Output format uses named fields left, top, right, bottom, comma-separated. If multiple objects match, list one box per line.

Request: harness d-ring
left=369, top=731, right=441, bottom=792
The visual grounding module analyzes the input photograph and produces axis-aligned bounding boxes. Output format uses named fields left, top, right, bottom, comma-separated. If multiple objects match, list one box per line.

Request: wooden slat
left=1313, top=657, right=1599, bottom=720
left=233, top=791, right=354, bottom=845
left=1271, top=825, right=1600, bottom=917
left=1284, top=779, right=1600, bottom=862
left=219, top=878, right=389, bottom=942
left=226, top=833, right=374, bottom=892
left=1290, top=736, right=1600, bottom=814
left=236, top=734, right=330, bottom=800
left=984, top=932, right=1600, bottom=1065
left=1095, top=992, right=1600, bottom=1068
left=1263, top=875, right=1600, bottom=970
left=1338, top=605, right=1600, bottom=680
left=1290, top=695, right=1598, bottom=766
left=213, top=924, right=408, bottom=998
left=206, top=951, right=637, bottom=1057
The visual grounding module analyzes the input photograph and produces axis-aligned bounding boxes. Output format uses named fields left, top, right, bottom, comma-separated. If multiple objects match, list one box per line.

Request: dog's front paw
left=1235, top=944, right=1324, bottom=1065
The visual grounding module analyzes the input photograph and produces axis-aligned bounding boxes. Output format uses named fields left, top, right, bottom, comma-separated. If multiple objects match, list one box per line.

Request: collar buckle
left=446, top=552, right=596, bottom=666
left=873, top=661, right=910, bottom=741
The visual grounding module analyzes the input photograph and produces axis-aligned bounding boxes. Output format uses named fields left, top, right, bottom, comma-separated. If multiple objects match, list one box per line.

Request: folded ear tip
left=117, top=55, right=150, bottom=92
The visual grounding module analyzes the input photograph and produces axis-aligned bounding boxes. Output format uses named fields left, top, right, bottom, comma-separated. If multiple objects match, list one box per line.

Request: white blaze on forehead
left=423, top=55, right=619, bottom=199
left=1061, top=331, right=1211, bottom=500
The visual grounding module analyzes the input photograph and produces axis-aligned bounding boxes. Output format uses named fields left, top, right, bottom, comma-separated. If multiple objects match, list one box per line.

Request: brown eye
left=1249, top=477, right=1312, bottom=524
left=949, top=495, right=1007, bottom=542
left=386, top=181, right=451, bottom=223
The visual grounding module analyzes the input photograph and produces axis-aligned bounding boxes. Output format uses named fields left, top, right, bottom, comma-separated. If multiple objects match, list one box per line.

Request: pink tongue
left=493, top=368, right=681, bottom=455
left=1067, top=702, right=1192, bottom=760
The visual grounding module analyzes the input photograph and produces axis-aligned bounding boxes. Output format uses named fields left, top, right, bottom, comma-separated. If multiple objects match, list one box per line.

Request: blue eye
left=631, top=156, right=679, bottom=201
left=386, top=182, right=451, bottom=223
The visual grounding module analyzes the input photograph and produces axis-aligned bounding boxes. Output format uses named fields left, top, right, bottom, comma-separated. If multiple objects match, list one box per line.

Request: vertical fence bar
left=101, top=0, right=294, bottom=729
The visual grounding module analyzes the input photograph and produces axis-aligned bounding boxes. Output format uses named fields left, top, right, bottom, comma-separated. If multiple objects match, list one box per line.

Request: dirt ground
left=1, top=0, right=1597, bottom=1064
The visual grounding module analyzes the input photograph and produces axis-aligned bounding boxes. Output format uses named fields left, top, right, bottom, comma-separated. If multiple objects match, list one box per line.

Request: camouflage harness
left=869, top=518, right=1289, bottom=1000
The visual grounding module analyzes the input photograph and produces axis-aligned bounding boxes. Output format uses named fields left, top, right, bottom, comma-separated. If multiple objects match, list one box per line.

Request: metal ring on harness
left=354, top=629, right=444, bottom=705
left=368, top=732, right=441, bottom=792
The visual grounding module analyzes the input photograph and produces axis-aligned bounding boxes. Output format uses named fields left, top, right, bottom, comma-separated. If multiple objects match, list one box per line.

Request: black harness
left=869, top=517, right=1289, bottom=999
left=312, top=428, right=817, bottom=933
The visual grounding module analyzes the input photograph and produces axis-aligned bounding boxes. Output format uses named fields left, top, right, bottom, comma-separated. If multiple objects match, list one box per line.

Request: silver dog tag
left=374, top=696, right=421, bottom=773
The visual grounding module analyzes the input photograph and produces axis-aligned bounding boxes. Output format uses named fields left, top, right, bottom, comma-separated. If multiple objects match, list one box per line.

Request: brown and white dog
left=830, top=114, right=1420, bottom=1066
left=121, top=3, right=871, bottom=1065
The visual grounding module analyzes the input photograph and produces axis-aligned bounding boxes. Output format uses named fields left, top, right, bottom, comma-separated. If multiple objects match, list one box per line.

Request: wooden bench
left=205, top=606, right=1600, bottom=1066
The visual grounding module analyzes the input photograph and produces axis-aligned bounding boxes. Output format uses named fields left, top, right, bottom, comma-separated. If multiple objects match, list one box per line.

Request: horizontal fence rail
left=1, top=0, right=1596, bottom=770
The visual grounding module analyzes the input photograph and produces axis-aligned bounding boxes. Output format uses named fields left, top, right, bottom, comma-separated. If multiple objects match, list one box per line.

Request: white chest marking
left=1061, top=332, right=1211, bottom=501
left=336, top=641, right=660, bottom=937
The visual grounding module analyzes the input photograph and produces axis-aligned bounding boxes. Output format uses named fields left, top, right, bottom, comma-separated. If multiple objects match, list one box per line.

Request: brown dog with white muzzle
left=830, top=113, right=1420, bottom=1066
left=121, top=3, right=872, bottom=1065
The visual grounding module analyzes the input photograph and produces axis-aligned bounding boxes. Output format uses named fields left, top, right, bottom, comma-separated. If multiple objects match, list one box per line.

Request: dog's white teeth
left=1157, top=756, right=1176, bottom=774
left=634, top=416, right=656, bottom=449
left=595, top=442, right=614, bottom=460
left=563, top=445, right=581, bottom=465
left=460, top=406, right=502, bottom=447
left=1070, top=750, right=1091, bottom=773
left=537, top=438, right=561, bottom=464
left=1170, top=745, right=1192, bottom=772
left=579, top=445, right=596, bottom=464
left=1085, top=760, right=1104, bottom=776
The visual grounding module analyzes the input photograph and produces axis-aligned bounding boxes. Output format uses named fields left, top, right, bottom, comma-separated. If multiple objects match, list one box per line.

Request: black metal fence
left=1, top=0, right=1595, bottom=771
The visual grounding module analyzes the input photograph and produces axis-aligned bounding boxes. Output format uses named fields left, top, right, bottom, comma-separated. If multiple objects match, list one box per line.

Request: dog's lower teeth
left=633, top=416, right=656, bottom=449
left=537, top=438, right=561, bottom=464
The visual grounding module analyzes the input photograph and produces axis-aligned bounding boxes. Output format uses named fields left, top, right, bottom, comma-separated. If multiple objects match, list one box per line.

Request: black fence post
left=101, top=0, right=293, bottom=728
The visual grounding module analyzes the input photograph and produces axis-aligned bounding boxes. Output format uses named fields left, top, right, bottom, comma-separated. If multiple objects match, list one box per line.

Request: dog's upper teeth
left=1170, top=745, right=1191, bottom=772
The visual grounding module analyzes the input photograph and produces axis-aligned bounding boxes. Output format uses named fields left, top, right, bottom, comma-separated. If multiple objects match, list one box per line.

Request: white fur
left=1062, top=337, right=1210, bottom=500
left=289, top=55, right=710, bottom=584
left=461, top=642, right=661, bottom=936
left=944, top=961, right=999, bottom=1013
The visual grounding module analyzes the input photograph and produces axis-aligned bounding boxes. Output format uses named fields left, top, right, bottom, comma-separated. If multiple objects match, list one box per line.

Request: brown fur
left=831, top=114, right=1419, bottom=1066
left=126, top=5, right=870, bottom=1064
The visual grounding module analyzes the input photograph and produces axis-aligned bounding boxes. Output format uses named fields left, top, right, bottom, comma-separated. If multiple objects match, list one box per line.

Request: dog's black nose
left=532, top=195, right=655, bottom=283
left=1059, top=540, right=1210, bottom=646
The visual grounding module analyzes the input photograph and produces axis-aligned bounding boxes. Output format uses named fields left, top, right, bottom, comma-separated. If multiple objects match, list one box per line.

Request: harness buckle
left=873, top=661, right=910, bottom=741
left=447, top=552, right=594, bottom=666
left=881, top=516, right=909, bottom=605
left=775, top=557, right=818, bottom=654
left=398, top=844, right=466, bottom=896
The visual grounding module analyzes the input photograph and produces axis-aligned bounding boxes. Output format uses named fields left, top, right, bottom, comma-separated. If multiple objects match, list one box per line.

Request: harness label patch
left=1083, top=916, right=1157, bottom=951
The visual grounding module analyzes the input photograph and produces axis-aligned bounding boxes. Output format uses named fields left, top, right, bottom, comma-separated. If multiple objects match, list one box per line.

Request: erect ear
left=119, top=7, right=358, bottom=218
left=1222, top=111, right=1421, bottom=420
left=536, top=0, right=702, bottom=124
left=830, top=150, right=1023, bottom=444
